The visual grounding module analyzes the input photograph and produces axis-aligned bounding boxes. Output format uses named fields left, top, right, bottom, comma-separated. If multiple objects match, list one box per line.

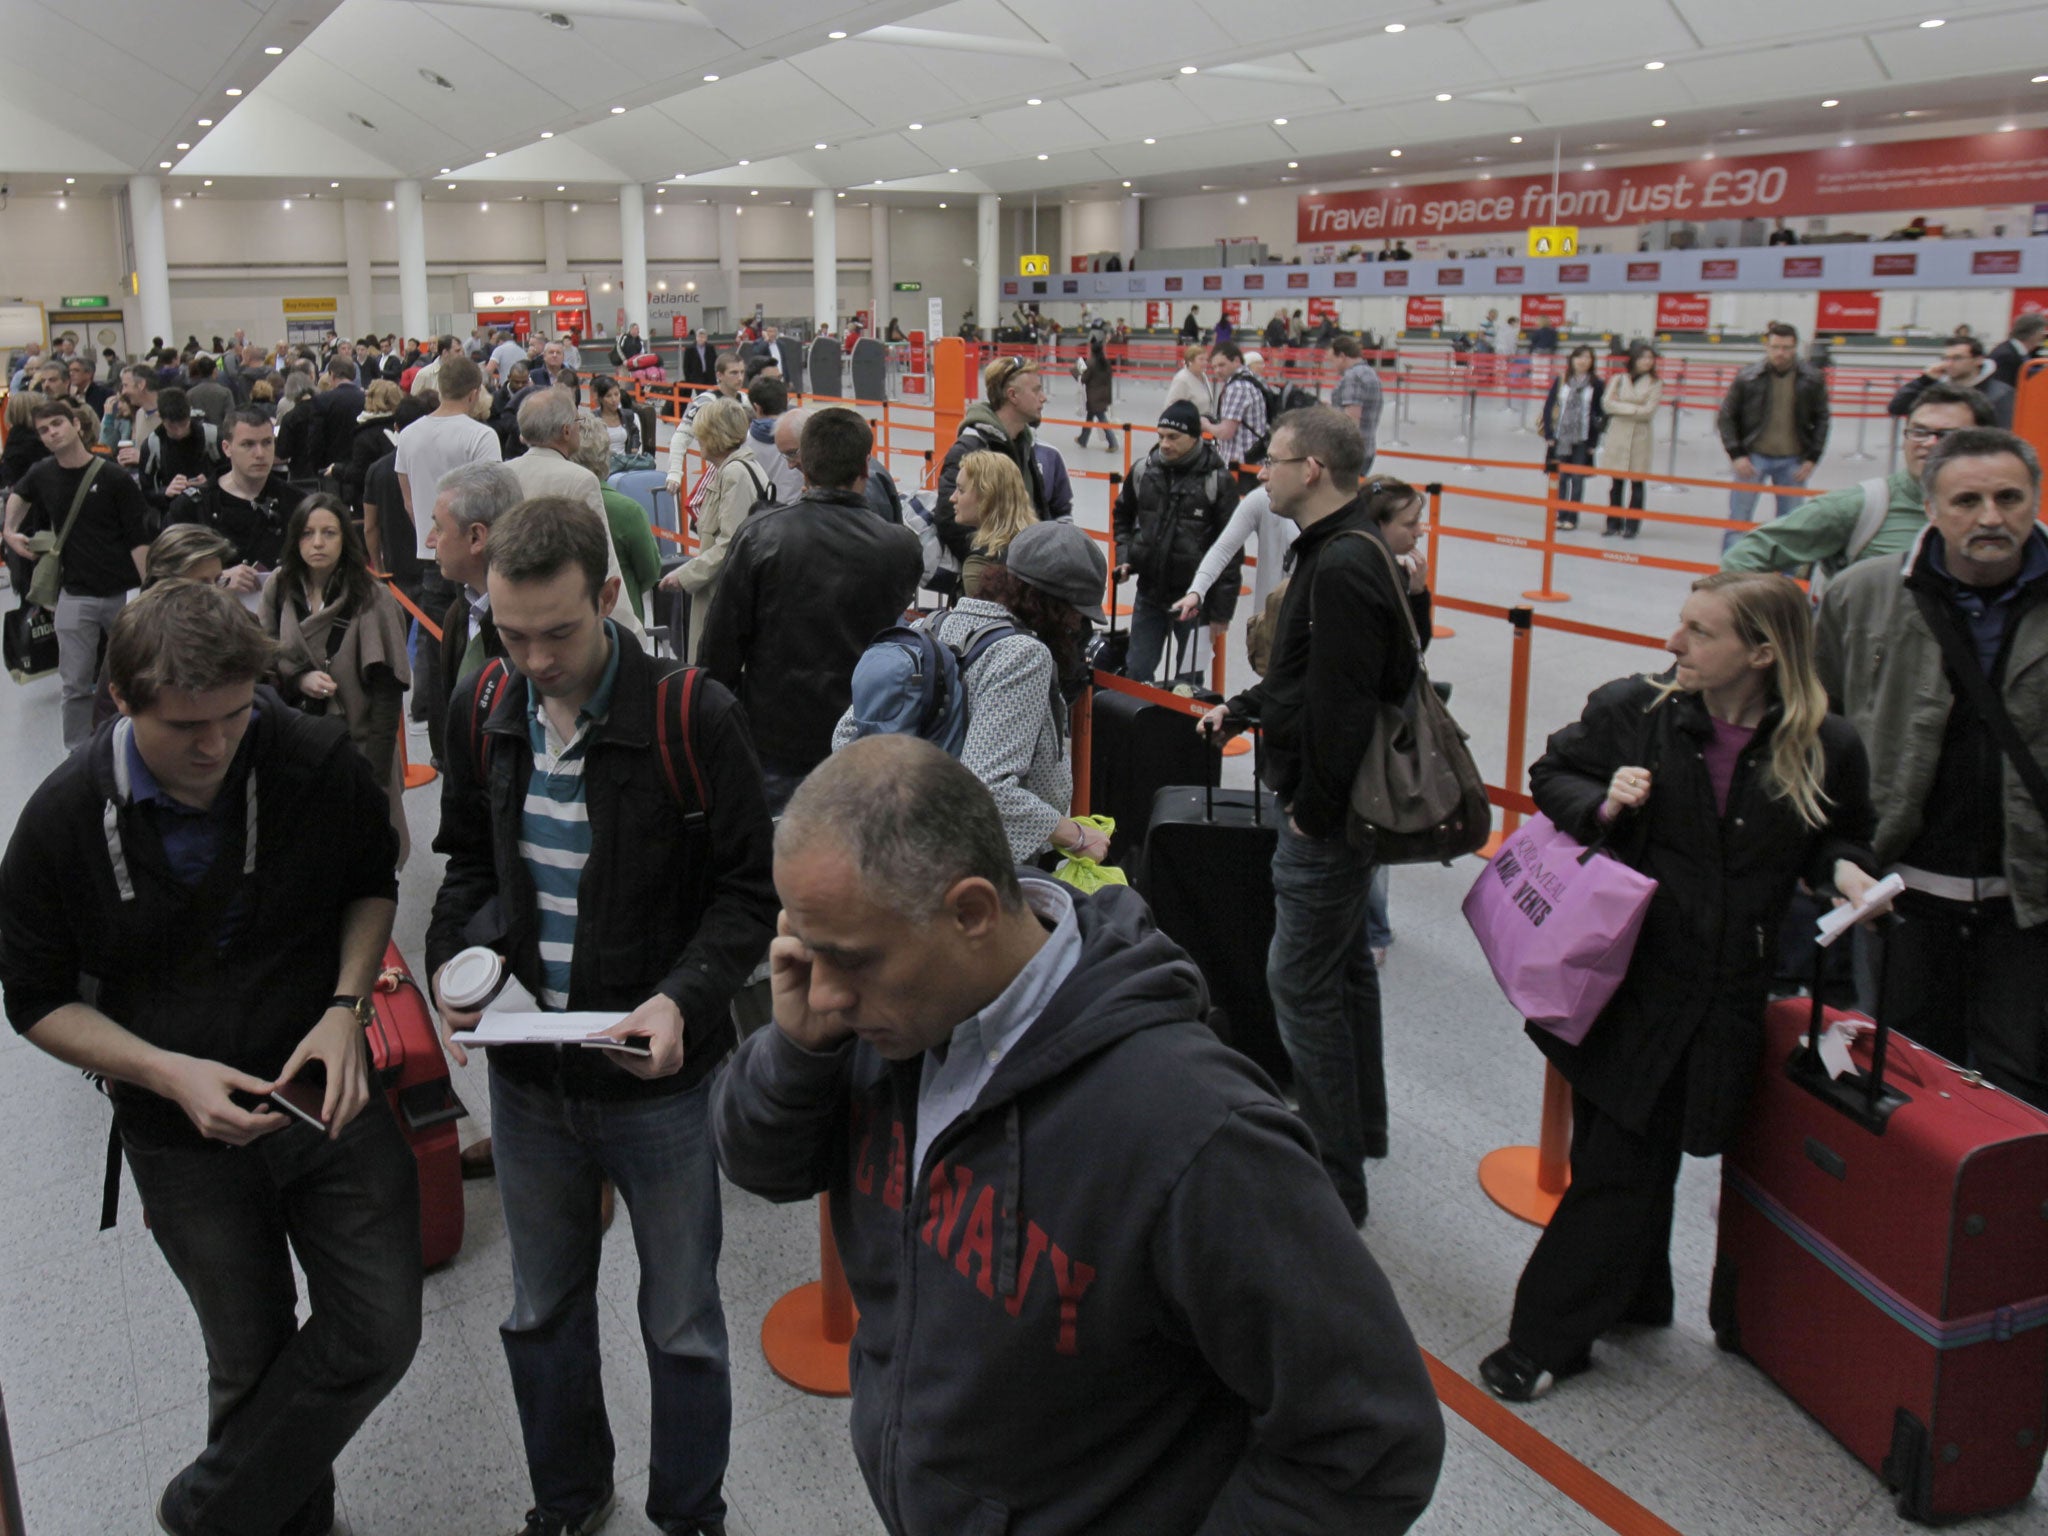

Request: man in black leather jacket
left=697, top=408, right=922, bottom=812
left=1112, top=400, right=1240, bottom=683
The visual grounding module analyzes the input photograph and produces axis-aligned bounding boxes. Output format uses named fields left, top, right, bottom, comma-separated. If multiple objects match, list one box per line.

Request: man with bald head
left=713, top=735, right=1445, bottom=1536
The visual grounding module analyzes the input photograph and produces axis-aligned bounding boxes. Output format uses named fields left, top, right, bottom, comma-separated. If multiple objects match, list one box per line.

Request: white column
left=870, top=201, right=891, bottom=330
left=717, top=203, right=741, bottom=320
left=812, top=187, right=838, bottom=333
left=1121, top=194, right=1142, bottom=268
left=542, top=200, right=569, bottom=274
left=976, top=194, right=1000, bottom=335
left=619, top=183, right=649, bottom=338
left=394, top=179, right=428, bottom=342
left=342, top=198, right=374, bottom=338
left=127, top=175, right=173, bottom=350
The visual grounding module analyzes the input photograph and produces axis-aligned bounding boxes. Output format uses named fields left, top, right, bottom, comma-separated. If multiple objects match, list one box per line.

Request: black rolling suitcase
left=655, top=555, right=690, bottom=660
left=1137, top=742, right=1289, bottom=1087
left=1088, top=626, right=1215, bottom=866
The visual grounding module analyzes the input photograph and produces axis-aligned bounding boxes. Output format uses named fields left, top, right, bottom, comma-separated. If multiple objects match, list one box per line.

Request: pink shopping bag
left=1460, top=813, right=1658, bottom=1045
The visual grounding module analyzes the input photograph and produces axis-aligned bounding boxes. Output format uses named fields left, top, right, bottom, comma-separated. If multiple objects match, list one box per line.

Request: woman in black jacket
left=1479, top=570, right=1882, bottom=1403
left=1539, top=345, right=1606, bottom=530
left=1075, top=337, right=1116, bottom=451
left=339, top=378, right=403, bottom=522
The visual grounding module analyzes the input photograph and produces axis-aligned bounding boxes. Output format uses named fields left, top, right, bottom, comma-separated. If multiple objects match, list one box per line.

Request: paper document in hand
left=1814, top=873, right=1905, bottom=948
left=452, top=1014, right=650, bottom=1055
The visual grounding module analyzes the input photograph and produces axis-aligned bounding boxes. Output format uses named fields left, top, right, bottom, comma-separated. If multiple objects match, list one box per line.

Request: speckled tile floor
left=3, top=383, right=2039, bottom=1533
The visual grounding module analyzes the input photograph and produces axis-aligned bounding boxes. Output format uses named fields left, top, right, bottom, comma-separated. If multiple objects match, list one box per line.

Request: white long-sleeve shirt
left=1186, top=486, right=1297, bottom=615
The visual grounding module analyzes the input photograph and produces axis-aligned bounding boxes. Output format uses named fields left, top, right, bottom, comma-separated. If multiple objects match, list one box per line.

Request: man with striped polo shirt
left=428, top=495, right=777, bottom=1536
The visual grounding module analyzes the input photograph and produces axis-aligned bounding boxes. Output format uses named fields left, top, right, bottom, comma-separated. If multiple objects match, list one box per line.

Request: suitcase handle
left=1791, top=913, right=1908, bottom=1134
left=1205, top=725, right=1263, bottom=826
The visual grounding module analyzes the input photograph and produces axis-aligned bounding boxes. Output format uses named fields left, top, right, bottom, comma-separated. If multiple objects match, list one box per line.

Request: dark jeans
left=1268, top=818, right=1384, bottom=1221
left=1509, top=1084, right=1681, bottom=1371
left=1553, top=443, right=1594, bottom=526
left=759, top=762, right=808, bottom=818
left=491, top=1069, right=730, bottom=1531
left=1125, top=590, right=1200, bottom=686
left=1886, top=890, right=2048, bottom=1109
left=1606, top=476, right=1645, bottom=535
left=415, top=567, right=457, bottom=761
left=123, top=1104, right=423, bottom=1536
left=1077, top=407, right=1116, bottom=448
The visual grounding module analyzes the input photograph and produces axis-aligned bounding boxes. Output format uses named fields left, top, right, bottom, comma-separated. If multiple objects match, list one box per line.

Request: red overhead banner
left=1406, top=296, right=1445, bottom=329
left=1817, top=290, right=1882, bottom=333
left=1298, top=129, right=2048, bottom=243
left=1655, top=292, right=1712, bottom=330
left=1307, top=297, right=1339, bottom=321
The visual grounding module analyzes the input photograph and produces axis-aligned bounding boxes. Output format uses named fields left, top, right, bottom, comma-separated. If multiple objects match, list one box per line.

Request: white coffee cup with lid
left=438, top=946, right=537, bottom=1014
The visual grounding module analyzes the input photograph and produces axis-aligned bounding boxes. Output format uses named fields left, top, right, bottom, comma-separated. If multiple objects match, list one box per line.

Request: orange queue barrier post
left=1521, top=470, right=1570, bottom=604
left=1423, top=483, right=1453, bottom=639
left=377, top=574, right=446, bottom=790
left=760, top=1196, right=858, bottom=1397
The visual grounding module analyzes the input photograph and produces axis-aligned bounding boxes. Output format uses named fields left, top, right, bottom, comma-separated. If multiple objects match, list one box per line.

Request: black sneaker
left=1478, top=1343, right=1591, bottom=1403
left=513, top=1487, right=616, bottom=1536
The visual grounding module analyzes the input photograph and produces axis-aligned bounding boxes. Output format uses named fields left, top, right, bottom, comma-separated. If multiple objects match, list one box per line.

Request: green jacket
left=1814, top=529, right=2048, bottom=927
left=601, top=486, right=663, bottom=624
left=1721, top=469, right=1923, bottom=577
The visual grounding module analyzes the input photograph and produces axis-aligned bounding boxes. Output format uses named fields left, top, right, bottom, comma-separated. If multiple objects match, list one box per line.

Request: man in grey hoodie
left=714, top=737, right=1446, bottom=1536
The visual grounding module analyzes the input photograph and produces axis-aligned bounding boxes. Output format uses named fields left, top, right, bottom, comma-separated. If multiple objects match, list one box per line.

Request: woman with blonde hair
left=1480, top=569, right=1882, bottom=1404
left=1164, top=342, right=1215, bottom=421
left=657, top=393, right=763, bottom=660
left=951, top=449, right=1038, bottom=596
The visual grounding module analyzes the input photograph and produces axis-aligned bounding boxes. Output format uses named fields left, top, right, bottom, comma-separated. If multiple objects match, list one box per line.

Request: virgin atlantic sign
left=1298, top=130, right=2048, bottom=244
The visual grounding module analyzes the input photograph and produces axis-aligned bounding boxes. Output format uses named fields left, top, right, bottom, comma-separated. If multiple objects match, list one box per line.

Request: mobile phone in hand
left=269, top=1063, right=330, bottom=1131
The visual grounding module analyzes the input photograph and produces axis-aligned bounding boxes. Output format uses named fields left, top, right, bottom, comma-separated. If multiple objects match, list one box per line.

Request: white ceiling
left=3, top=0, right=2044, bottom=213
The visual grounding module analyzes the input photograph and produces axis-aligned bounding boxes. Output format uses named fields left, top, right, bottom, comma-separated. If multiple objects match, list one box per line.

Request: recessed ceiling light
left=654, top=204, right=662, bottom=212
left=224, top=87, right=242, bottom=96
left=1179, top=65, right=1197, bottom=74
left=828, top=29, right=847, bottom=38
left=329, top=181, right=340, bottom=188
left=64, top=175, right=74, bottom=184
left=484, top=150, right=497, bottom=157
left=749, top=189, right=758, bottom=195
left=1919, top=17, right=1944, bottom=27
left=1236, top=194, right=1248, bottom=205
left=1122, top=180, right=1132, bottom=187
left=1390, top=148, right=1402, bottom=157
left=737, top=159, right=750, bottom=166
left=1036, top=153, right=1049, bottom=160
left=948, top=167, right=959, bottom=173
left=264, top=45, right=284, bottom=55
left=938, top=201, right=947, bottom=208
left=815, top=141, right=828, bottom=149
left=1143, top=136, right=1156, bottom=144
left=1651, top=118, right=1667, bottom=127
left=281, top=199, right=292, bottom=209
left=204, top=179, right=213, bottom=187
left=479, top=201, right=488, bottom=211
left=2001, top=122, right=2018, bottom=131
left=657, top=279, right=668, bottom=290
left=1287, top=160, right=1299, bottom=168
left=1026, top=97, right=1042, bottom=106
left=176, top=141, right=189, bottom=150
left=1644, top=60, right=1664, bottom=70
left=1384, top=22, right=1406, bottom=32
left=56, top=198, right=66, bottom=208
left=703, top=73, right=719, bottom=82
left=1510, top=134, right=1523, bottom=143
left=446, top=183, right=457, bottom=189
left=197, top=118, right=213, bottom=126
left=837, top=191, right=845, bottom=197
left=1839, top=138, right=1854, bottom=147
left=908, top=122, right=923, bottom=129
left=440, top=167, right=451, bottom=174
left=2034, top=74, right=2048, bottom=83
left=1435, top=93, right=1452, bottom=102
left=419, top=69, right=452, bottom=90
left=1582, top=160, right=1594, bottom=170
left=384, top=199, right=393, bottom=209
left=570, top=202, right=579, bottom=211
left=172, top=197, right=182, bottom=208
left=1273, top=117, right=1288, bottom=125
left=158, top=160, right=172, bottom=169
left=1821, top=98, right=1840, bottom=107
left=556, top=184, right=566, bottom=191
left=610, top=105, right=625, bottom=114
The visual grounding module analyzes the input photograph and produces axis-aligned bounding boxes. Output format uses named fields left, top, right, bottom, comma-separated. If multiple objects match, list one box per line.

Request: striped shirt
left=518, top=625, right=623, bottom=1008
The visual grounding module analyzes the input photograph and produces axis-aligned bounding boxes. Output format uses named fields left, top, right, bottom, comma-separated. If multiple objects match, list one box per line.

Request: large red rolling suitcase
left=367, top=944, right=467, bottom=1269
left=1709, top=977, right=2048, bottom=1522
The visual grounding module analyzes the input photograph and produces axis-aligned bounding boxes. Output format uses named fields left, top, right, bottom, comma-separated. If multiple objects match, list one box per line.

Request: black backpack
left=1242, top=374, right=1319, bottom=462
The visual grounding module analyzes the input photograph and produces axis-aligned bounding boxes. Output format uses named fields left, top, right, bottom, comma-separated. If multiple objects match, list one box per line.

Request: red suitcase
left=367, top=944, right=467, bottom=1269
left=1710, top=984, right=2048, bottom=1522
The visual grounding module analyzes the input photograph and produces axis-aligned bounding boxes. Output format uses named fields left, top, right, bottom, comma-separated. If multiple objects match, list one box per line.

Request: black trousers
left=1606, top=476, right=1645, bottom=534
left=1886, top=889, right=2048, bottom=1110
left=1509, top=1082, right=1681, bottom=1371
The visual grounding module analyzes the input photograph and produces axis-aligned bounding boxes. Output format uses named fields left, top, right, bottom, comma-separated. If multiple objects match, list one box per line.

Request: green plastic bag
left=1053, top=815, right=1127, bottom=891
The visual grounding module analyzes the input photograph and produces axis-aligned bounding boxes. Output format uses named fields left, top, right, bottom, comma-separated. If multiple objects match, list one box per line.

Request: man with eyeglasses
left=1815, top=427, right=2048, bottom=1109
left=1722, top=383, right=1995, bottom=585
left=1888, top=334, right=2014, bottom=429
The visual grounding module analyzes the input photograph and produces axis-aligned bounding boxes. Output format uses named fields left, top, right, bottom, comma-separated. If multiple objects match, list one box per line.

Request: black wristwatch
left=328, top=994, right=373, bottom=1028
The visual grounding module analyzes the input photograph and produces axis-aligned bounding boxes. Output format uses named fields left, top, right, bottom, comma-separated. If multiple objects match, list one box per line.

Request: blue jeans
left=1077, top=407, right=1116, bottom=448
left=123, top=1103, right=423, bottom=1536
left=1125, top=590, right=1199, bottom=686
left=1367, top=864, right=1393, bottom=952
left=491, top=1070, right=730, bottom=1531
left=1723, top=452, right=1805, bottom=551
left=1268, top=818, right=1385, bottom=1220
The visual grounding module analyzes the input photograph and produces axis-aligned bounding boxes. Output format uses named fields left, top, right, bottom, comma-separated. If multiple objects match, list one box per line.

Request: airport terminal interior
left=4, top=1, right=2048, bottom=1532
